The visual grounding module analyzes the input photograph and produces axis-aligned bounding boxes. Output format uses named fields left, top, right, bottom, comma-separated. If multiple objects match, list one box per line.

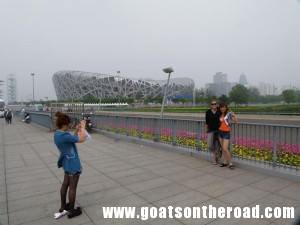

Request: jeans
left=207, top=131, right=219, bottom=152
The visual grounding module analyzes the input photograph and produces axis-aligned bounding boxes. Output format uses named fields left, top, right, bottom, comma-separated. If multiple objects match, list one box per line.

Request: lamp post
left=160, top=67, right=174, bottom=119
left=30, top=73, right=35, bottom=104
left=193, top=87, right=196, bottom=107
left=116, top=71, right=121, bottom=103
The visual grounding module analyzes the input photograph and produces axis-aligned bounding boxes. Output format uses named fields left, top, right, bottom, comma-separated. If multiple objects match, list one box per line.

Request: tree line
left=221, top=85, right=300, bottom=105
left=161, top=85, right=299, bottom=105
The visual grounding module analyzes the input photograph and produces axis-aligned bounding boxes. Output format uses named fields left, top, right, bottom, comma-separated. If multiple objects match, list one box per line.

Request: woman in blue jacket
left=54, top=112, right=86, bottom=219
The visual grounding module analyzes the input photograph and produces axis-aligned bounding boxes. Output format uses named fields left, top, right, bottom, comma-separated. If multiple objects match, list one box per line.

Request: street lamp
left=193, top=87, right=196, bottom=107
left=160, top=67, right=174, bottom=119
left=30, top=73, right=35, bottom=104
left=116, top=71, right=121, bottom=103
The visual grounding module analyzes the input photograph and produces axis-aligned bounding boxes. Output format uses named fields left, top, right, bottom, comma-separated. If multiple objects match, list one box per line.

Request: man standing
left=6, top=109, right=13, bottom=124
left=205, top=100, right=221, bottom=164
left=4, top=109, right=8, bottom=124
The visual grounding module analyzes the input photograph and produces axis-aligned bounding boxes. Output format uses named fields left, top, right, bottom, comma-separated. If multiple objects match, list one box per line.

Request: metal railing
left=21, top=111, right=300, bottom=171
left=30, top=112, right=53, bottom=129
left=91, top=114, right=300, bottom=170
left=16, top=111, right=52, bottom=129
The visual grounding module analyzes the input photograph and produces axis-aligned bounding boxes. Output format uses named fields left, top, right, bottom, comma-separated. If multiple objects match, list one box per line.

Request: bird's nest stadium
left=53, top=70, right=195, bottom=101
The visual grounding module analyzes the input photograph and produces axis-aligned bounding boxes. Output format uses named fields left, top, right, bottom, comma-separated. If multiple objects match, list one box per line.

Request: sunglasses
left=211, top=103, right=217, bottom=105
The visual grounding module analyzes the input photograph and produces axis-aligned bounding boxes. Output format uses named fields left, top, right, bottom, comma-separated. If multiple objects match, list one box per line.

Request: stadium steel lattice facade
left=53, top=71, right=195, bottom=101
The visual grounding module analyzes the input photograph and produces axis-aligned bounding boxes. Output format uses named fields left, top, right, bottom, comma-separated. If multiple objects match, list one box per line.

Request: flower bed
left=277, top=143, right=300, bottom=166
left=98, top=122, right=300, bottom=167
left=232, top=138, right=273, bottom=162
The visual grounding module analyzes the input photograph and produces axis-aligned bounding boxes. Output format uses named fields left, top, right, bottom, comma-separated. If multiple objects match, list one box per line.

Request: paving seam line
left=1, top=123, right=10, bottom=225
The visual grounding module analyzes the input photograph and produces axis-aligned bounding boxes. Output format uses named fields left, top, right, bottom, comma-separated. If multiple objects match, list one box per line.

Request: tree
left=296, top=90, right=300, bottom=103
left=205, top=95, right=217, bottom=105
left=81, top=95, right=99, bottom=103
left=229, top=84, right=249, bottom=105
left=126, top=97, right=134, bottom=104
left=248, top=87, right=260, bottom=103
left=171, top=98, right=180, bottom=104
left=135, top=91, right=144, bottom=100
left=282, top=89, right=296, bottom=104
left=178, top=98, right=189, bottom=104
left=195, top=97, right=206, bottom=104
left=153, top=96, right=163, bottom=104
left=259, top=95, right=282, bottom=104
left=218, top=95, right=230, bottom=104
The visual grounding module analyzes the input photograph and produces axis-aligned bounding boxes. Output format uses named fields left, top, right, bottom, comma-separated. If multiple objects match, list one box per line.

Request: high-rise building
left=281, top=84, right=298, bottom=92
left=213, top=72, right=228, bottom=83
left=239, top=73, right=248, bottom=86
left=205, top=72, right=236, bottom=97
left=258, top=82, right=278, bottom=96
left=6, top=74, right=17, bottom=103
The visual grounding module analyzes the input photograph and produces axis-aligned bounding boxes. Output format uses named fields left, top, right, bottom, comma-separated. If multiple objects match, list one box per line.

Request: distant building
left=205, top=72, right=236, bottom=97
left=213, top=72, right=227, bottom=84
left=239, top=73, right=248, bottom=86
left=258, top=82, right=278, bottom=96
left=6, top=74, right=17, bottom=104
left=281, top=84, right=298, bottom=92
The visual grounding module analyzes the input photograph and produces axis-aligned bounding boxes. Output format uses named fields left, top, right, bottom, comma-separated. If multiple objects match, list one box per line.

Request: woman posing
left=218, top=103, right=237, bottom=169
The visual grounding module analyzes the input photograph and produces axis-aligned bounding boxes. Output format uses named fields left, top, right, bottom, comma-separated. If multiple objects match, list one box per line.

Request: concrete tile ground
left=0, top=120, right=300, bottom=225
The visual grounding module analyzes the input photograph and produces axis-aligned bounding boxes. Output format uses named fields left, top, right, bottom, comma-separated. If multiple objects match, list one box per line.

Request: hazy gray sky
left=0, top=0, right=300, bottom=101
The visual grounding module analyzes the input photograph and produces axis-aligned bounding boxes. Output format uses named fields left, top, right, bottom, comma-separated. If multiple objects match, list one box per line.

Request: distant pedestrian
left=53, top=112, right=86, bottom=219
left=20, top=108, right=25, bottom=117
left=205, top=100, right=221, bottom=164
left=4, top=109, right=8, bottom=124
left=6, top=109, right=13, bottom=124
left=218, top=103, right=237, bottom=169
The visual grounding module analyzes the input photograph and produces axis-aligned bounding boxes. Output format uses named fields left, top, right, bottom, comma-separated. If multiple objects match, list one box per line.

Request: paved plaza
left=1, top=120, right=300, bottom=225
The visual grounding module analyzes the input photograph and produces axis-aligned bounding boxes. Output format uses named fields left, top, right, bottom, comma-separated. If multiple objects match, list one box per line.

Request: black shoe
left=228, top=164, right=235, bottom=170
left=219, top=163, right=228, bottom=167
left=67, top=207, right=82, bottom=219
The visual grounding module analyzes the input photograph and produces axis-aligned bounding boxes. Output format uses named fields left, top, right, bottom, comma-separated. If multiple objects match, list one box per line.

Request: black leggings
left=6, top=117, right=12, bottom=124
left=60, top=173, right=80, bottom=211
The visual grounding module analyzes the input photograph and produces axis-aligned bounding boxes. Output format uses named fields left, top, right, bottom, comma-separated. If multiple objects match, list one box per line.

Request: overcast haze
left=0, top=0, right=300, bottom=101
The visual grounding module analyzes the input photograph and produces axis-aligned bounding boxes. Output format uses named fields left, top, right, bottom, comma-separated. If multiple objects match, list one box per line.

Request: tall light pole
left=31, top=73, right=35, bottom=104
left=160, top=67, right=174, bottom=119
left=116, top=71, right=121, bottom=103
left=193, top=87, right=196, bottom=107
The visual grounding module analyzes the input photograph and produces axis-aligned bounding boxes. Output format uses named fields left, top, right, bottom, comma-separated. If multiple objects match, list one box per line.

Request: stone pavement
left=1, top=120, right=300, bottom=225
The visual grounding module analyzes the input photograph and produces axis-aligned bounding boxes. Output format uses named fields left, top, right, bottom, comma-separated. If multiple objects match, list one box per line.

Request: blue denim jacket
left=54, top=130, right=81, bottom=174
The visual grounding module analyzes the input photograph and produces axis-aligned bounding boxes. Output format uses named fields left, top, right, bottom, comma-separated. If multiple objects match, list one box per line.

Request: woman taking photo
left=54, top=112, right=86, bottom=219
left=218, top=103, right=237, bottom=169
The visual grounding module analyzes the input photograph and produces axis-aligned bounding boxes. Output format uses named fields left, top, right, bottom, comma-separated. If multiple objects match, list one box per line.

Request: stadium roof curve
left=53, top=70, right=195, bottom=101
